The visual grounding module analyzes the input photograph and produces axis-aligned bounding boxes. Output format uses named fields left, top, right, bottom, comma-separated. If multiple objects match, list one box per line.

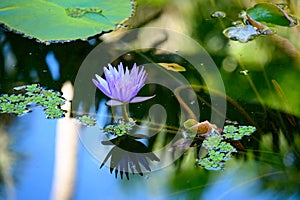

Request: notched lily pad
left=0, top=0, right=134, bottom=43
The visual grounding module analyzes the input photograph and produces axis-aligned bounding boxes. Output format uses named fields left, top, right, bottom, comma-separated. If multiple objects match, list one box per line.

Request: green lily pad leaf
left=0, top=0, right=134, bottom=43
left=246, top=3, right=298, bottom=27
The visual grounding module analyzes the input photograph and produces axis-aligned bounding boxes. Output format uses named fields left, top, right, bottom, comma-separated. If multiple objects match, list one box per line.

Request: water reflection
left=1, top=0, right=300, bottom=199
left=100, top=135, right=160, bottom=180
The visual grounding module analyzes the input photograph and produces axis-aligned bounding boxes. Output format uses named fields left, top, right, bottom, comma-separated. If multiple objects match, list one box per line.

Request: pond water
left=1, top=0, right=300, bottom=200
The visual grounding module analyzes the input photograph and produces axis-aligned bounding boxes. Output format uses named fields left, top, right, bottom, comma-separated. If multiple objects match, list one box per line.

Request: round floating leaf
left=246, top=3, right=298, bottom=27
left=0, top=0, right=134, bottom=42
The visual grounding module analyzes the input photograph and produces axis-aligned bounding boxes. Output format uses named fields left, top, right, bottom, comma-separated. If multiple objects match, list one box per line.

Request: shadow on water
left=1, top=0, right=300, bottom=199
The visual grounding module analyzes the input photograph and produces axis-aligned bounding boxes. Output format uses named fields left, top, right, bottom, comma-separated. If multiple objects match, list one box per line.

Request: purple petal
left=95, top=74, right=110, bottom=91
left=106, top=99, right=125, bottom=106
left=92, top=75, right=112, bottom=98
left=130, top=95, right=156, bottom=103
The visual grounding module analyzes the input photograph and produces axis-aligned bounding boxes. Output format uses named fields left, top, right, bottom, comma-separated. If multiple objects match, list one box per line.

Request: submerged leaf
left=223, top=25, right=259, bottom=43
left=246, top=3, right=298, bottom=27
left=158, top=63, right=186, bottom=72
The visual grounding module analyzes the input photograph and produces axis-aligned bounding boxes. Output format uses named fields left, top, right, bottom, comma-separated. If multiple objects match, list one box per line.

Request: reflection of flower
left=100, top=135, right=160, bottom=179
left=93, top=63, right=155, bottom=106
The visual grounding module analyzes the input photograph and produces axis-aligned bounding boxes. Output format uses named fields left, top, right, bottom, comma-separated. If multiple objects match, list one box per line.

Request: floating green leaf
left=198, top=155, right=224, bottom=170
left=222, top=3, right=298, bottom=43
left=103, top=119, right=136, bottom=136
left=223, top=125, right=256, bottom=140
left=218, top=141, right=236, bottom=153
left=202, top=135, right=222, bottom=150
left=0, top=84, right=66, bottom=118
left=44, top=107, right=65, bottom=119
left=0, top=0, right=134, bottom=43
left=246, top=3, right=298, bottom=27
left=76, top=115, right=96, bottom=126
left=183, top=119, right=255, bottom=170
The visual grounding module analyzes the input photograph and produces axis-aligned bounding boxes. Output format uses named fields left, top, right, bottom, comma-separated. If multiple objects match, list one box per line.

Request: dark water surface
left=1, top=0, right=300, bottom=199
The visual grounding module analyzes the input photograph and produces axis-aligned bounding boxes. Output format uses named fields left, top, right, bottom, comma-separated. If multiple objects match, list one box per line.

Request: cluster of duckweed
left=75, top=115, right=97, bottom=126
left=103, top=119, right=136, bottom=136
left=223, top=125, right=256, bottom=140
left=198, top=131, right=237, bottom=170
left=0, top=84, right=66, bottom=118
left=196, top=123, right=255, bottom=170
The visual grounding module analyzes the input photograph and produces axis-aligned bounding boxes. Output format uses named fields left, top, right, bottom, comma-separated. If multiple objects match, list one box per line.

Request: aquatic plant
left=0, top=84, right=66, bottom=118
left=103, top=119, right=136, bottom=136
left=75, top=115, right=97, bottom=127
left=182, top=119, right=256, bottom=170
left=93, top=63, right=160, bottom=178
left=0, top=0, right=134, bottom=43
left=93, top=62, right=155, bottom=134
left=93, top=62, right=155, bottom=106
left=221, top=3, right=298, bottom=42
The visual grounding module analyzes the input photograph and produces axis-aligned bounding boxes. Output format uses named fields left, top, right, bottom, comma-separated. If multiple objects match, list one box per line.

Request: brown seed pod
left=197, top=120, right=212, bottom=134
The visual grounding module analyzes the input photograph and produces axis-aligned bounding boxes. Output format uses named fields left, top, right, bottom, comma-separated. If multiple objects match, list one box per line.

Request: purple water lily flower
left=93, top=63, right=155, bottom=106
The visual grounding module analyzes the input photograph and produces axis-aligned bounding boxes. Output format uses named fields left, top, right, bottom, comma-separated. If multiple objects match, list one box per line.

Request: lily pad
left=0, top=0, right=134, bottom=43
left=246, top=3, right=298, bottom=27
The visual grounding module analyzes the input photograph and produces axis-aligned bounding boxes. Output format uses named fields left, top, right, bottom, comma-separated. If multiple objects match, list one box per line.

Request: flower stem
left=121, top=104, right=130, bottom=122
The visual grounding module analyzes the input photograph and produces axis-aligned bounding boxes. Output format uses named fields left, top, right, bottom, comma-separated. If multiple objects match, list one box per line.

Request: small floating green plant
left=75, top=115, right=97, bottom=127
left=103, top=118, right=136, bottom=136
left=182, top=119, right=256, bottom=170
left=218, top=3, right=298, bottom=42
left=0, top=84, right=66, bottom=118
